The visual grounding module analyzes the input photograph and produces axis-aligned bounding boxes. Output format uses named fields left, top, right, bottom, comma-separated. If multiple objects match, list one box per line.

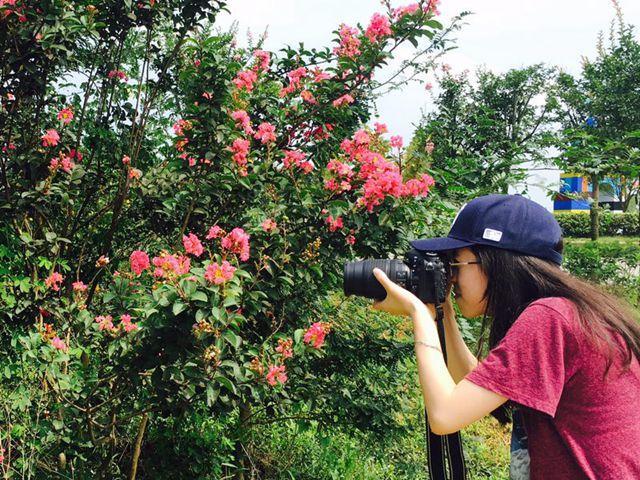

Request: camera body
left=343, top=250, right=450, bottom=305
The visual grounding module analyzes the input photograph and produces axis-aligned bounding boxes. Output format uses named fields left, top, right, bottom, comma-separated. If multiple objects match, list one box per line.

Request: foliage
left=405, top=65, right=558, bottom=201
left=563, top=238, right=640, bottom=308
left=0, top=0, right=466, bottom=476
left=555, top=212, right=639, bottom=237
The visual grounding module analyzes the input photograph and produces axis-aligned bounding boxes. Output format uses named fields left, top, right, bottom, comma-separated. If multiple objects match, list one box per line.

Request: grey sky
left=218, top=0, right=640, bottom=209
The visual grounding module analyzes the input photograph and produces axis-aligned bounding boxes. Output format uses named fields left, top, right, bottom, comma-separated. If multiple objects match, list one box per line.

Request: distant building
left=553, top=173, right=624, bottom=212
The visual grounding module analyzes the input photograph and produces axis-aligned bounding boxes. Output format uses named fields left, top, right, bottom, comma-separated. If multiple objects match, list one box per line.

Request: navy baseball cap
left=411, top=194, right=563, bottom=265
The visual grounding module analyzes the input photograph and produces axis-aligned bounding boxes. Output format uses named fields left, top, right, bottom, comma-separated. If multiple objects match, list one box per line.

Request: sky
left=217, top=0, right=640, bottom=210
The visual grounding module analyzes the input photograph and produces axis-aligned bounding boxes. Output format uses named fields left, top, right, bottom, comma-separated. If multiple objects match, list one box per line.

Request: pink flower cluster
left=252, top=49, right=271, bottom=73
left=303, top=322, right=330, bottom=349
left=183, top=233, right=204, bottom=257
left=275, top=338, right=293, bottom=359
left=108, top=70, right=128, bottom=81
left=400, top=173, right=435, bottom=197
left=41, top=129, right=60, bottom=147
left=279, top=67, right=308, bottom=97
left=221, top=228, right=250, bottom=262
left=204, top=261, right=236, bottom=285
left=206, top=225, right=224, bottom=239
left=45, top=272, right=63, bottom=291
left=390, top=135, right=403, bottom=149
left=152, top=252, right=191, bottom=278
left=231, top=110, right=253, bottom=135
left=266, top=364, right=287, bottom=386
left=72, top=281, right=88, bottom=292
left=365, top=13, right=392, bottom=43
left=254, top=122, right=276, bottom=144
left=57, top=106, right=74, bottom=125
left=233, top=70, right=258, bottom=92
left=229, top=138, right=250, bottom=176
left=95, top=314, right=138, bottom=333
left=393, top=3, right=421, bottom=19
left=334, top=24, right=361, bottom=58
left=324, top=215, right=344, bottom=232
left=120, top=314, right=139, bottom=333
left=51, top=336, right=67, bottom=351
left=332, top=94, right=354, bottom=108
left=282, top=149, right=313, bottom=174
left=172, top=119, right=192, bottom=137
left=130, top=250, right=150, bottom=275
left=49, top=152, right=75, bottom=173
left=261, top=218, right=277, bottom=232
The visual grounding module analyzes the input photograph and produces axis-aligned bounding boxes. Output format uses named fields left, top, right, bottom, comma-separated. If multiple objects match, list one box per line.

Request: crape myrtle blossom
left=282, top=150, right=314, bottom=173
left=41, top=129, right=60, bottom=147
left=120, top=314, right=139, bottom=333
left=390, top=135, right=403, bottom=149
left=231, top=110, right=253, bottom=135
left=206, top=225, right=224, bottom=240
left=72, top=281, right=88, bottom=292
left=332, top=94, right=354, bottom=107
left=334, top=24, right=361, bottom=59
left=229, top=138, right=250, bottom=176
left=57, top=106, right=74, bottom=125
left=204, top=261, right=236, bottom=285
left=324, top=215, right=344, bottom=232
left=182, top=232, right=204, bottom=257
left=49, top=152, right=75, bottom=173
left=108, top=69, right=128, bottom=81
left=95, top=315, right=115, bottom=332
left=393, top=3, right=420, bottom=19
left=233, top=69, right=258, bottom=92
left=303, top=322, right=331, bottom=349
left=51, top=336, right=68, bottom=351
left=152, top=252, right=191, bottom=278
left=266, top=364, right=287, bottom=386
left=365, top=13, right=392, bottom=43
left=221, top=228, right=250, bottom=261
left=254, top=122, right=276, bottom=144
left=130, top=250, right=150, bottom=275
left=261, top=218, right=277, bottom=232
left=252, top=49, right=271, bottom=73
left=275, top=338, right=293, bottom=359
left=45, top=271, right=63, bottom=291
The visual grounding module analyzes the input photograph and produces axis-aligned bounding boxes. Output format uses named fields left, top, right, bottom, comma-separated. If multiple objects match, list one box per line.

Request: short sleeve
left=466, top=298, right=582, bottom=417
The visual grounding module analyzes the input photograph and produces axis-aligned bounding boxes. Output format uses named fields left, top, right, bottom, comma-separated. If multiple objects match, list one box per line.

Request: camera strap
left=424, top=305, right=468, bottom=480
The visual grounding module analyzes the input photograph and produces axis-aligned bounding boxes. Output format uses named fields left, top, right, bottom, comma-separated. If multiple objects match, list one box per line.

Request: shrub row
left=555, top=212, right=639, bottom=237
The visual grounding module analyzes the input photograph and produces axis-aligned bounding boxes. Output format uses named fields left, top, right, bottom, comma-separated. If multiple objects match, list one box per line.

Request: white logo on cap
left=483, top=228, right=503, bottom=242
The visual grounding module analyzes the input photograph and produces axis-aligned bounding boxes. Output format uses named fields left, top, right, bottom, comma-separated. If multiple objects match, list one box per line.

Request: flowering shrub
left=0, top=0, right=460, bottom=476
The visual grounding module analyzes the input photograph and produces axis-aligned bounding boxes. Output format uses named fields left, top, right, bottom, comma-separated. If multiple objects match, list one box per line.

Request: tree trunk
left=234, top=400, right=252, bottom=480
left=590, top=174, right=600, bottom=241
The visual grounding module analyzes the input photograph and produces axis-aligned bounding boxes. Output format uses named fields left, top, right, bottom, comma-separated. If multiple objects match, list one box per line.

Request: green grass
left=565, top=236, right=639, bottom=246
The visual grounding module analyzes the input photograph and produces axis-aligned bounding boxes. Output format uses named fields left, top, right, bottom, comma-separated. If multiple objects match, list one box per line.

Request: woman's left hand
left=371, top=268, right=434, bottom=318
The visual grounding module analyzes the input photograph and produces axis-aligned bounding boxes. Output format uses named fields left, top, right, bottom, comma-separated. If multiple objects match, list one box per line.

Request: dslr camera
left=343, top=250, right=450, bottom=305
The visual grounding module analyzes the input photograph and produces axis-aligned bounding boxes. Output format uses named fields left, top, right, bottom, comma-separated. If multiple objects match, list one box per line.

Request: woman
left=372, top=194, right=640, bottom=480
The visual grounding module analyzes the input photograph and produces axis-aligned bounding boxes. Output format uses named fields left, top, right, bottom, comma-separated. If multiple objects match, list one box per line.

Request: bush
left=555, top=212, right=639, bottom=237
left=563, top=238, right=640, bottom=307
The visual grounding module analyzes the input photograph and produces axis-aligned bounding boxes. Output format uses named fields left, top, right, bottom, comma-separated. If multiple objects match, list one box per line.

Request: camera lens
left=343, top=259, right=410, bottom=300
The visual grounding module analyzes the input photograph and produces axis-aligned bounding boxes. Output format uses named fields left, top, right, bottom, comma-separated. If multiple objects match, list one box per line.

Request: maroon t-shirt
left=466, top=297, right=640, bottom=479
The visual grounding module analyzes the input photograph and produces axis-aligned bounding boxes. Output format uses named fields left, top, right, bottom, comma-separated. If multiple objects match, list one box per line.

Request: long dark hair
left=471, top=240, right=640, bottom=422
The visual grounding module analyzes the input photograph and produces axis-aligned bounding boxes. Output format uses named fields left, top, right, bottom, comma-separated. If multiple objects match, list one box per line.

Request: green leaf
left=172, top=301, right=187, bottom=315
left=222, top=329, right=241, bottom=349
left=191, top=291, right=208, bottom=302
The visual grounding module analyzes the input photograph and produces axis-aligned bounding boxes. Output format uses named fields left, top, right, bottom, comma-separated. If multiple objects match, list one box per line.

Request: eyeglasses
left=449, top=260, right=480, bottom=277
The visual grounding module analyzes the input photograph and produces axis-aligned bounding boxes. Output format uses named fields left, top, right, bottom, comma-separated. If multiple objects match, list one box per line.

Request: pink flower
left=252, top=49, right=271, bottom=72
left=182, top=233, right=204, bottom=257
left=231, top=110, right=253, bottom=135
left=130, top=250, right=150, bottom=275
left=303, top=322, right=330, bottom=349
left=72, top=281, right=88, bottom=292
left=425, top=82, right=433, bottom=90
left=254, top=122, right=276, bottom=144
left=122, top=155, right=131, bottom=165
left=204, top=261, right=236, bottom=285
left=57, top=107, right=74, bottom=125
left=334, top=24, right=361, bottom=59
left=152, top=253, right=191, bottom=278
left=275, top=338, right=293, bottom=359
left=49, top=153, right=75, bottom=173
left=374, top=122, right=388, bottom=134
left=425, top=141, right=435, bottom=154
left=300, top=89, right=317, bottom=104
left=45, top=272, right=64, bottom=291
left=282, top=149, right=305, bottom=169
left=172, top=119, right=192, bottom=137
left=107, top=69, right=128, bottom=81
left=206, top=225, right=224, bottom=240
left=95, top=315, right=115, bottom=332
left=233, top=70, right=258, bottom=92
left=424, top=0, right=440, bottom=15
left=229, top=138, right=250, bottom=175
left=120, top=314, right=139, bottom=333
left=390, top=135, right=403, bottom=149
left=194, top=59, right=201, bottom=67
left=51, top=336, right=68, bottom=351
left=261, top=218, right=278, bottom=232
left=365, top=13, right=392, bottom=43
left=312, top=68, right=332, bottom=82
left=401, top=173, right=435, bottom=197
left=128, top=168, right=142, bottom=180
left=327, top=159, right=354, bottom=177
left=325, top=215, right=344, bottom=232
left=346, top=234, right=356, bottom=245
left=41, top=129, right=60, bottom=147
left=266, top=364, right=288, bottom=386
left=332, top=94, right=354, bottom=107
left=393, top=3, right=420, bottom=19
left=221, top=227, right=250, bottom=261
left=353, top=129, right=370, bottom=146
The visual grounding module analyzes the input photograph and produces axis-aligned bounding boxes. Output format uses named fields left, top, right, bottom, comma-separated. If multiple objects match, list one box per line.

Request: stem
left=128, top=413, right=149, bottom=480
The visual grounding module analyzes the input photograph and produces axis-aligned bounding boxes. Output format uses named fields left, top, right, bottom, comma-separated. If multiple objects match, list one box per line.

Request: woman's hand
left=371, top=268, right=435, bottom=319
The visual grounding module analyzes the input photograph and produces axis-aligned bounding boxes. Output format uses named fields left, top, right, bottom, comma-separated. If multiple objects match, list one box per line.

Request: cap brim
left=410, top=237, right=475, bottom=252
